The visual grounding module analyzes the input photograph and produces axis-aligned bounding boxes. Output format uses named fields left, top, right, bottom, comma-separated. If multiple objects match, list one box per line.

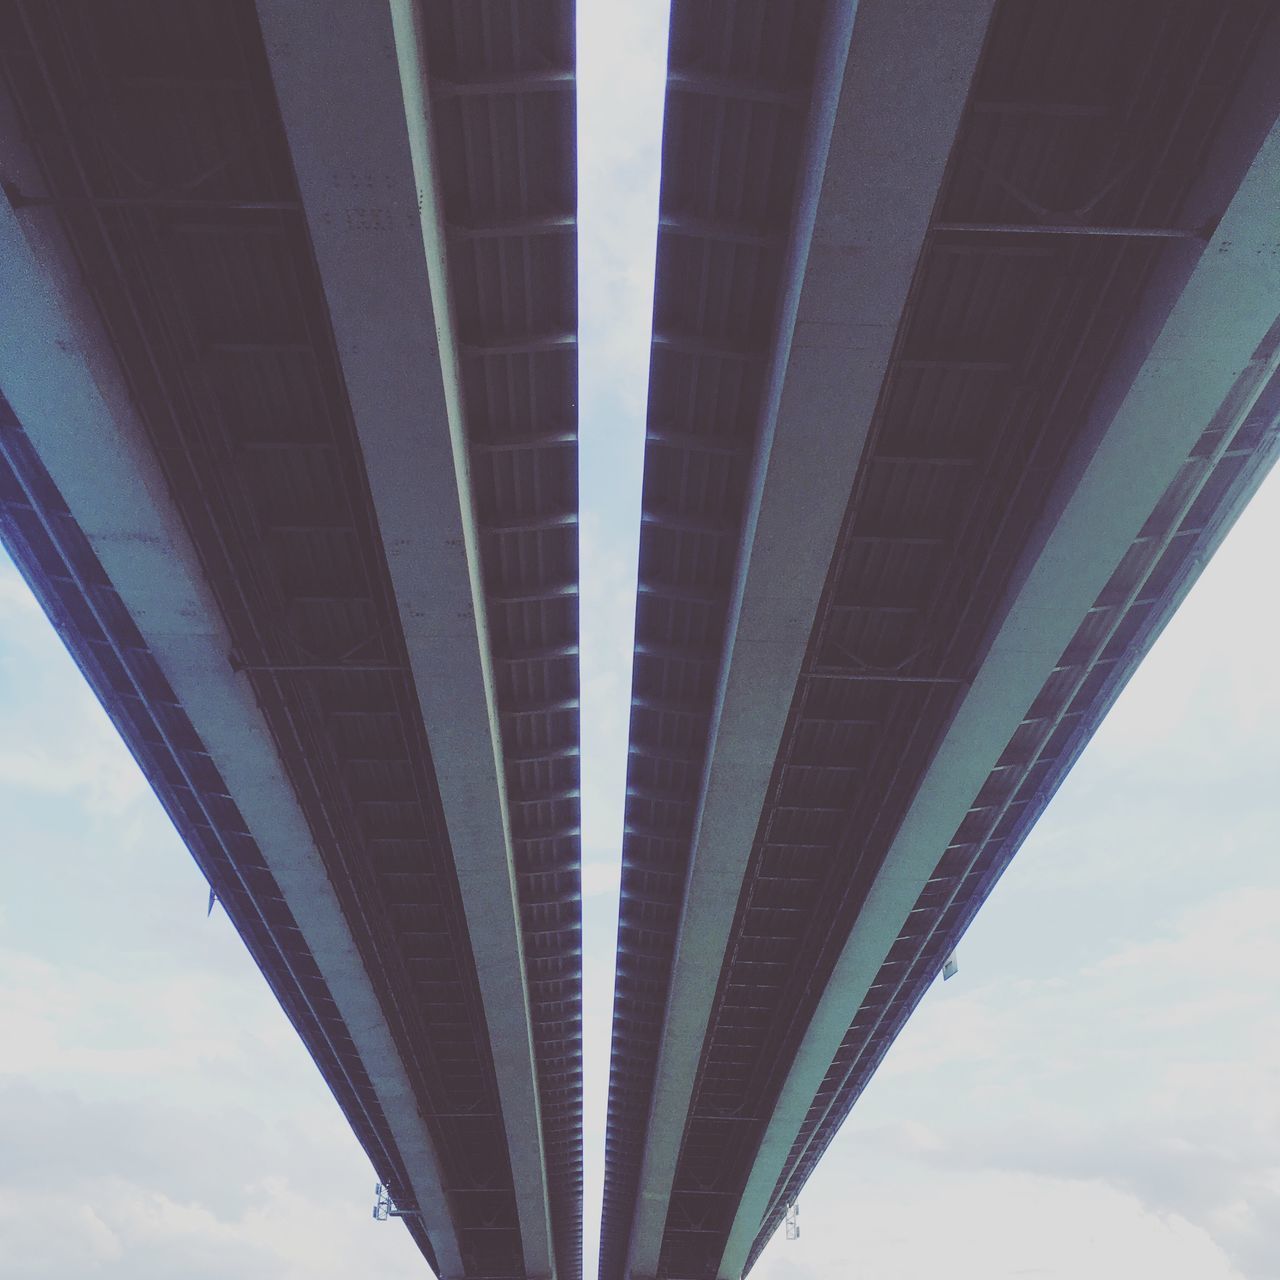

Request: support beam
left=933, top=220, right=1203, bottom=239
left=620, top=3, right=997, bottom=1278
left=255, top=3, right=556, bottom=1275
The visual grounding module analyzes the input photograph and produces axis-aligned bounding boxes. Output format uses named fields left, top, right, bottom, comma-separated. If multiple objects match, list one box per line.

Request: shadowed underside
left=3, top=4, right=1280, bottom=1280
left=0, top=2, right=580, bottom=1276
left=602, top=2, right=1280, bottom=1278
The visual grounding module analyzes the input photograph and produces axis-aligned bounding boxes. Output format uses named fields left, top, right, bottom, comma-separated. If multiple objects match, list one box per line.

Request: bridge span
left=3, top=4, right=1280, bottom=1280
left=602, top=3, right=1280, bottom=1278
left=0, top=3, right=580, bottom=1277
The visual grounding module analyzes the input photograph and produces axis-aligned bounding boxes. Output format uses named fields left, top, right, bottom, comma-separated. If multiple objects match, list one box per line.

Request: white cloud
left=575, top=8, right=671, bottom=1274
left=581, top=858, right=623, bottom=900
left=0, top=560, right=150, bottom=816
left=0, top=961, right=429, bottom=1277
left=755, top=1169, right=1246, bottom=1280
left=0, top=1173, right=417, bottom=1280
left=579, top=510, right=643, bottom=860
left=577, top=1, right=670, bottom=418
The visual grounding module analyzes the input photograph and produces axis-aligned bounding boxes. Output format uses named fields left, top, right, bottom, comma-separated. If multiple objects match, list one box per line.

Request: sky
left=2, top=3, right=1280, bottom=1278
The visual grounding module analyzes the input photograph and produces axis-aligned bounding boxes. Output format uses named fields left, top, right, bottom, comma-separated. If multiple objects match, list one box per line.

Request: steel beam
left=255, top=3, right=556, bottom=1276
left=933, top=221, right=1202, bottom=239
left=619, top=3, right=998, bottom=1278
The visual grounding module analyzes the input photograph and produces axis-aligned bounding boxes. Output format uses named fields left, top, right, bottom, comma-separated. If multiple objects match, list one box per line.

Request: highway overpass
left=3, top=3, right=1280, bottom=1280
left=602, top=2, right=1280, bottom=1278
left=0, top=2, right=580, bottom=1277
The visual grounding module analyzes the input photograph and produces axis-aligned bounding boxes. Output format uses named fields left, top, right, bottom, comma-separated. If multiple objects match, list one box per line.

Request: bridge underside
left=3, top=3, right=1280, bottom=1279
left=0, top=2, right=579, bottom=1277
left=602, top=2, right=1280, bottom=1278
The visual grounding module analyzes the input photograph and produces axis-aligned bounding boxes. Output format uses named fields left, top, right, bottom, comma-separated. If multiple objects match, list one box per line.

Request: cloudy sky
left=3, top=3, right=1279, bottom=1278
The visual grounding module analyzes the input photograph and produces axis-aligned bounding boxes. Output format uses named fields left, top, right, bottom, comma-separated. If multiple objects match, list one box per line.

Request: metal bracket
left=372, top=1183, right=419, bottom=1221
left=785, top=1202, right=800, bottom=1241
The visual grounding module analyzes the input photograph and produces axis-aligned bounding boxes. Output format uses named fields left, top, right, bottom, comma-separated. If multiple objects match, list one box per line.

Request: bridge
left=1, top=3, right=1278, bottom=1280
left=602, top=2, right=1280, bottom=1279
left=0, top=3, right=579, bottom=1278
